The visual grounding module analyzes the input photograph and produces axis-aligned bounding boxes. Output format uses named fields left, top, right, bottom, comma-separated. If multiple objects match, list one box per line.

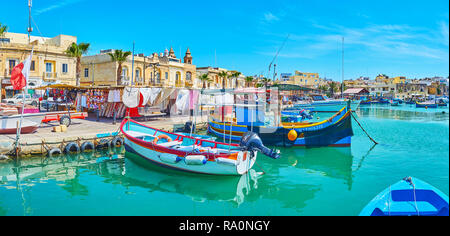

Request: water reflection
left=279, top=147, right=354, bottom=190
left=120, top=152, right=262, bottom=206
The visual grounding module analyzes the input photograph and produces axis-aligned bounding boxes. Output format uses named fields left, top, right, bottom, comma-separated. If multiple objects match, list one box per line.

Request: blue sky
left=1, top=0, right=448, bottom=81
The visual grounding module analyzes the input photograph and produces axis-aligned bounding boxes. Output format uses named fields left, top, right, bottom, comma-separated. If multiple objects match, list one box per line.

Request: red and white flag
left=11, top=49, right=34, bottom=90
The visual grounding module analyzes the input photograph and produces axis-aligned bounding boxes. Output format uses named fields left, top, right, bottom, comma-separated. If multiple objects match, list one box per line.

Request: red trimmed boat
left=120, top=118, right=280, bottom=175
left=0, top=118, right=39, bottom=134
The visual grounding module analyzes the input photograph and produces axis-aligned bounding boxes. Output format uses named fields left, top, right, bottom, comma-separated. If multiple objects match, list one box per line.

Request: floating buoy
left=80, top=141, right=95, bottom=152
left=216, top=157, right=238, bottom=166
left=64, top=142, right=80, bottom=154
left=158, top=154, right=182, bottom=164
left=184, top=155, right=207, bottom=165
left=110, top=137, right=124, bottom=147
left=288, top=129, right=298, bottom=141
left=48, top=147, right=62, bottom=157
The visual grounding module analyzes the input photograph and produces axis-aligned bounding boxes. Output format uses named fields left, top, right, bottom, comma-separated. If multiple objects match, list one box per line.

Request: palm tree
left=107, top=49, right=132, bottom=86
left=198, top=73, right=211, bottom=89
left=218, top=71, right=228, bottom=89
left=261, top=77, right=271, bottom=88
left=232, top=72, right=241, bottom=88
left=329, top=81, right=338, bottom=97
left=65, top=42, right=90, bottom=86
left=245, top=76, right=254, bottom=87
left=0, top=22, right=7, bottom=37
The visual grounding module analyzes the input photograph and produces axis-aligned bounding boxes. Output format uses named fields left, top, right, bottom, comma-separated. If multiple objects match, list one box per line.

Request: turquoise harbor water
left=0, top=104, right=448, bottom=216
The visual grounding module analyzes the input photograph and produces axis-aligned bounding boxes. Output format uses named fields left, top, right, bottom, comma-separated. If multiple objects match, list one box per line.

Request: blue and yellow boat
left=208, top=104, right=353, bottom=147
left=360, top=177, right=449, bottom=216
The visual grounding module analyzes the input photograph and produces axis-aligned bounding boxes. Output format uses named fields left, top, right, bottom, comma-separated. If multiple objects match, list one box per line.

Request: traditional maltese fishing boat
left=207, top=87, right=354, bottom=148
left=287, top=94, right=361, bottom=112
left=360, top=177, right=449, bottom=216
left=416, top=101, right=438, bottom=108
left=120, top=118, right=280, bottom=175
left=209, top=105, right=353, bottom=147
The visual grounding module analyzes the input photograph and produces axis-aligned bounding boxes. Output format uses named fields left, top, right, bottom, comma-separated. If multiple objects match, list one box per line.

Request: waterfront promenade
left=0, top=115, right=207, bottom=157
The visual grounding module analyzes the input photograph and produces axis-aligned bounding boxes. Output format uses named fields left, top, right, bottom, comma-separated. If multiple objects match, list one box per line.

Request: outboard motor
left=299, top=109, right=313, bottom=120
left=184, top=121, right=196, bottom=134
left=239, top=132, right=281, bottom=159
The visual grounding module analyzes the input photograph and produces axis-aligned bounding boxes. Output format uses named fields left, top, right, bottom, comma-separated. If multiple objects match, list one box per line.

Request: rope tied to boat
left=350, top=111, right=378, bottom=145
left=403, top=176, right=420, bottom=216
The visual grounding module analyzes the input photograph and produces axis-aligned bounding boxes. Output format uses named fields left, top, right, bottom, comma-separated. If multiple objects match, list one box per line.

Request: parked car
left=2, top=94, right=39, bottom=106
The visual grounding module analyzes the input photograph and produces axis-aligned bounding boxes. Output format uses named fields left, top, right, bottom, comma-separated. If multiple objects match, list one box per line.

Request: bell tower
left=183, top=48, right=193, bottom=64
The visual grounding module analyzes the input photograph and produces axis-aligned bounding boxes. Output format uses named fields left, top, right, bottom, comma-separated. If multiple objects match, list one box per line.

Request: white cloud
left=263, top=12, right=279, bottom=23
left=260, top=22, right=449, bottom=61
left=34, top=0, right=85, bottom=16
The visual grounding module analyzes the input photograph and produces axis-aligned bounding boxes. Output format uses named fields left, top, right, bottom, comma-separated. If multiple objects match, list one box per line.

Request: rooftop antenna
left=28, top=0, right=33, bottom=44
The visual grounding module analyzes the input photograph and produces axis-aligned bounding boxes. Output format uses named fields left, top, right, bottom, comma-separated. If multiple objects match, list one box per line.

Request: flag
left=11, top=49, right=33, bottom=90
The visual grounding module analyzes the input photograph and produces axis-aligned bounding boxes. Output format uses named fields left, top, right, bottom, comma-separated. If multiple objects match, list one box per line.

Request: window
left=8, top=60, right=16, bottom=74
left=46, top=63, right=52, bottom=73
left=186, top=72, right=192, bottom=81
left=30, top=61, right=35, bottom=71
left=84, top=68, right=89, bottom=78
left=62, top=64, right=68, bottom=73
left=165, top=72, right=168, bottom=80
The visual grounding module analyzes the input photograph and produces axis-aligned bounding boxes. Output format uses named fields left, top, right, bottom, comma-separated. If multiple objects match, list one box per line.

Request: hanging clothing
left=122, top=87, right=140, bottom=108
left=189, top=90, right=200, bottom=110
left=174, top=89, right=190, bottom=115
left=139, top=88, right=152, bottom=105
left=108, top=90, right=115, bottom=103
left=149, top=88, right=162, bottom=105
left=114, top=90, right=121, bottom=102
left=81, top=95, right=87, bottom=107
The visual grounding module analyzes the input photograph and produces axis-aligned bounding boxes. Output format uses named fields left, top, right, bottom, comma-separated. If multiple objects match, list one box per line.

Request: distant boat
left=416, top=101, right=438, bottom=108
left=389, top=100, right=399, bottom=106
left=0, top=118, right=39, bottom=134
left=289, top=94, right=361, bottom=112
left=359, top=177, right=449, bottom=216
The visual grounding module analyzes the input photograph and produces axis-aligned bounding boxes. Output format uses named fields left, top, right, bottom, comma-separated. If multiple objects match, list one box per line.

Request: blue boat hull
left=208, top=106, right=353, bottom=147
left=360, top=177, right=449, bottom=216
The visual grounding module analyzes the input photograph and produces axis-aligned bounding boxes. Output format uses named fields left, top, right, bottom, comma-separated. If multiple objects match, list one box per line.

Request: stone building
left=80, top=47, right=196, bottom=88
left=0, top=32, right=77, bottom=98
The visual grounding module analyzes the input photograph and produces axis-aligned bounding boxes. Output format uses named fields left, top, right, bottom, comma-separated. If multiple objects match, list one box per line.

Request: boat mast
left=131, top=41, right=135, bottom=85
left=28, top=0, right=33, bottom=44
left=341, top=37, right=344, bottom=99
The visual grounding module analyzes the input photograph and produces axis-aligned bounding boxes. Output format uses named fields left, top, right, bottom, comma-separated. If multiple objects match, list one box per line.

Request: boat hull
left=416, top=103, right=438, bottom=108
left=209, top=106, right=353, bottom=147
left=289, top=100, right=360, bottom=112
left=120, top=119, right=257, bottom=176
left=123, top=138, right=256, bottom=175
left=360, top=177, right=449, bottom=216
left=0, top=119, right=39, bottom=134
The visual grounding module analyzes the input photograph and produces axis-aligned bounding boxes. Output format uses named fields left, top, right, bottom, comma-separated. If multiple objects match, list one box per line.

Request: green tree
left=232, top=71, right=241, bottom=88
left=65, top=42, right=90, bottom=86
left=245, top=76, right=254, bottom=87
left=329, top=81, right=338, bottom=97
left=218, top=71, right=229, bottom=89
left=107, top=49, right=132, bottom=86
left=0, top=22, right=7, bottom=37
left=198, top=73, right=211, bottom=89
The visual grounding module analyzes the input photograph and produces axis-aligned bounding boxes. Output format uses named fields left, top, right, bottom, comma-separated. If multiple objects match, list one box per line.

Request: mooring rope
left=350, top=111, right=378, bottom=145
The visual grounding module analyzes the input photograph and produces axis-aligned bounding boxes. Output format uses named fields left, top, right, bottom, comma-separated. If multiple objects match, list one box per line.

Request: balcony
left=42, top=72, right=58, bottom=81
left=121, top=76, right=131, bottom=85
